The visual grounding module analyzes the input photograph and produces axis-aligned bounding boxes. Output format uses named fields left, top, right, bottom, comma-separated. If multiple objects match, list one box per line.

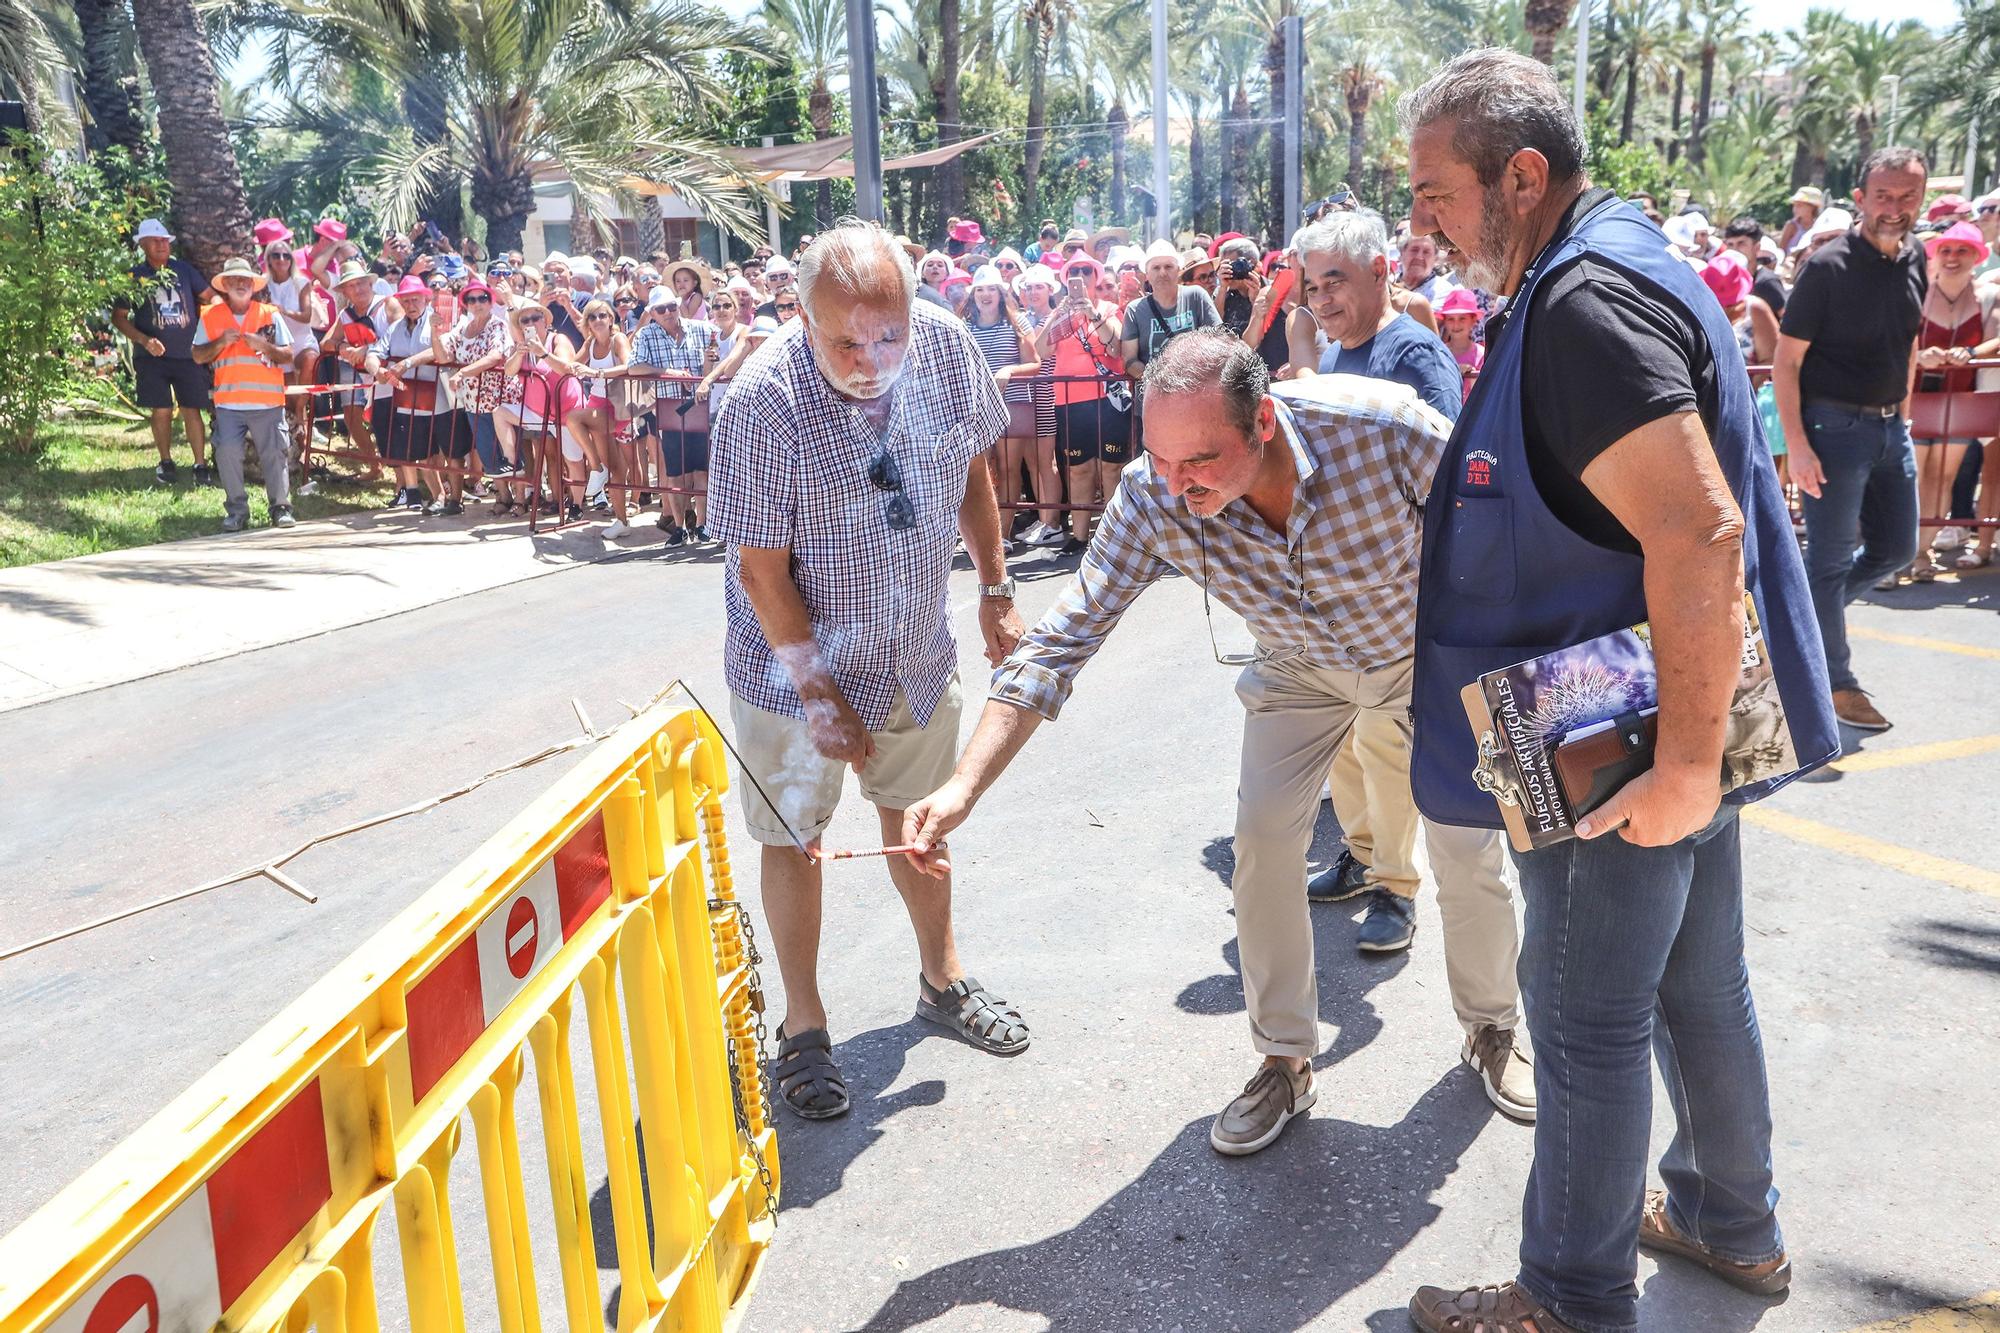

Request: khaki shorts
left=728, top=676, right=963, bottom=846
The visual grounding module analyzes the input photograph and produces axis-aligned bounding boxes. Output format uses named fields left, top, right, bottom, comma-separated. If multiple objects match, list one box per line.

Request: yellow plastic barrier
left=0, top=703, right=778, bottom=1333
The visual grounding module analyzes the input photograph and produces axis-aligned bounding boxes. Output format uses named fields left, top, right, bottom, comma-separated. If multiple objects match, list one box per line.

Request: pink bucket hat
left=1926, top=220, right=1992, bottom=265
left=314, top=217, right=349, bottom=243
left=1436, top=287, right=1482, bottom=318
left=253, top=217, right=294, bottom=247
left=1700, top=251, right=1753, bottom=308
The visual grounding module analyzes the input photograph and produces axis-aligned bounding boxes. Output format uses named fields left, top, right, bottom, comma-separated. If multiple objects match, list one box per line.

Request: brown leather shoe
left=1832, top=687, right=1890, bottom=731
left=1408, top=1280, right=1580, bottom=1332
left=1638, top=1189, right=1793, bottom=1296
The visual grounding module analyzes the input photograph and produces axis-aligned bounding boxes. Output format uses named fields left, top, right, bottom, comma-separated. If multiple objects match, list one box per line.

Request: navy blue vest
left=1411, top=196, right=1839, bottom=829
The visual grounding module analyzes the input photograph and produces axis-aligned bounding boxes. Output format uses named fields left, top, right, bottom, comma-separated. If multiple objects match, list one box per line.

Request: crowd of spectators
left=112, top=175, right=2000, bottom=571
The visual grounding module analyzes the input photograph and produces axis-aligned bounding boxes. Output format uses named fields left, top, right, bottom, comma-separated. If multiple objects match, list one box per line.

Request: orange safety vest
left=199, top=300, right=287, bottom=410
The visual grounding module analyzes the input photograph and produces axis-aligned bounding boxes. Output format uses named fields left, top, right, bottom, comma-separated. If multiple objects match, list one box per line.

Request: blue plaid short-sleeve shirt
left=707, top=301, right=1009, bottom=728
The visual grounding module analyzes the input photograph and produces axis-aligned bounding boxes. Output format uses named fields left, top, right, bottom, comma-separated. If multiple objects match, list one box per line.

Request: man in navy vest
left=1396, top=50, right=1838, bottom=1333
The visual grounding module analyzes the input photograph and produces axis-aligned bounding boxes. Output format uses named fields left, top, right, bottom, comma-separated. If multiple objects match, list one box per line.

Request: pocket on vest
left=1444, top=495, right=1517, bottom=603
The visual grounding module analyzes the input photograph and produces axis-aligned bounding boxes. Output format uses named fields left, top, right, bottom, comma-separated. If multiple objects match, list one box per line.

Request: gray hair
left=1859, top=146, right=1927, bottom=189
left=1141, top=327, right=1269, bottom=441
left=796, top=218, right=918, bottom=317
left=1218, top=236, right=1261, bottom=265
left=1398, top=47, right=1584, bottom=187
left=1292, top=211, right=1391, bottom=273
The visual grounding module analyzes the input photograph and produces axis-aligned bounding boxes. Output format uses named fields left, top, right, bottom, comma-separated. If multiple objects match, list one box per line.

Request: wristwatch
left=979, top=578, right=1017, bottom=601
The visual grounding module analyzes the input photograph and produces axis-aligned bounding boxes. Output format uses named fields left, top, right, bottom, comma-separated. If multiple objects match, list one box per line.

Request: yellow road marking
left=1842, top=1291, right=2000, bottom=1331
left=1832, top=734, right=2000, bottom=773
left=1743, top=807, right=2000, bottom=900
left=1849, top=625, right=2000, bottom=661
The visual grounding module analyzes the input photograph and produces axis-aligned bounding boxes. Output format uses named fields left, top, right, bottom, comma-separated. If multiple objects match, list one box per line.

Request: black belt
left=1805, top=397, right=1900, bottom=418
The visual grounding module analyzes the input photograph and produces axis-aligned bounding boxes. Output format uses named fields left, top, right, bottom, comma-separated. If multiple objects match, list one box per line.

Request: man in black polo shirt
left=1773, top=147, right=1928, bottom=732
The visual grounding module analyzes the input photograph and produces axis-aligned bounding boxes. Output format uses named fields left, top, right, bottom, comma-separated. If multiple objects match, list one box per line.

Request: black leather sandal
left=916, top=975, right=1031, bottom=1055
left=772, top=1026, right=850, bottom=1120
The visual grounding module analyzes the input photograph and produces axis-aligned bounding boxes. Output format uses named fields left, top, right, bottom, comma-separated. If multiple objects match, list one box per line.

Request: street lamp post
left=845, top=0, right=883, bottom=221
left=1151, top=0, right=1171, bottom=243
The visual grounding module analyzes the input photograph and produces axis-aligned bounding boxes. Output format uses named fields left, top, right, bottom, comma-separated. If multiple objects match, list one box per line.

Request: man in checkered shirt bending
left=901, top=328, right=1530, bottom=1156
left=706, top=221, right=1033, bottom=1124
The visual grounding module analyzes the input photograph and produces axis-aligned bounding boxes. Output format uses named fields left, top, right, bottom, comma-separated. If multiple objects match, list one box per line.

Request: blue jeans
left=1511, top=809, right=1782, bottom=1333
left=1798, top=403, right=1918, bottom=692
left=468, top=412, right=501, bottom=472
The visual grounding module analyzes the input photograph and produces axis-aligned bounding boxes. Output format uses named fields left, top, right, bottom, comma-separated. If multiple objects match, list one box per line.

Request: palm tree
left=254, top=0, right=770, bottom=255
left=933, top=0, right=967, bottom=219
left=1834, top=19, right=1902, bottom=168
left=765, top=0, right=846, bottom=230
left=1019, top=0, right=1077, bottom=223
left=1074, top=0, right=1146, bottom=225
left=0, top=0, right=65, bottom=138
left=1524, top=0, right=1575, bottom=65
left=1340, top=52, right=1385, bottom=194
left=1782, top=11, right=1848, bottom=187
left=1609, top=0, right=1673, bottom=145
left=71, top=0, right=149, bottom=158
left=1686, top=0, right=1745, bottom=165
left=1688, top=120, right=1785, bottom=220
left=131, top=0, right=254, bottom=272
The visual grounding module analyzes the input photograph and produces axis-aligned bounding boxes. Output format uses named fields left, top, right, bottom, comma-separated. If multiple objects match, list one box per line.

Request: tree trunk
left=1668, top=63, right=1685, bottom=163
left=73, top=0, right=149, bottom=159
left=402, top=75, right=464, bottom=242
left=1854, top=112, right=1874, bottom=175
left=933, top=0, right=963, bottom=219
left=1524, top=0, right=1575, bottom=65
left=1228, top=82, right=1251, bottom=235
left=810, top=78, right=835, bottom=229
left=1595, top=5, right=1618, bottom=98
left=1264, top=25, right=1285, bottom=229
left=1809, top=149, right=1828, bottom=186
left=472, top=167, right=536, bottom=258
left=1689, top=45, right=1716, bottom=166
left=1789, top=137, right=1811, bottom=188
left=1109, top=101, right=1127, bottom=224
left=1346, top=82, right=1370, bottom=195
left=1188, top=95, right=1206, bottom=235
left=129, top=0, right=253, bottom=274
left=638, top=194, right=665, bottom=254
left=1620, top=55, right=1638, bottom=144
left=1217, top=115, right=1233, bottom=235
left=1023, top=24, right=1050, bottom=224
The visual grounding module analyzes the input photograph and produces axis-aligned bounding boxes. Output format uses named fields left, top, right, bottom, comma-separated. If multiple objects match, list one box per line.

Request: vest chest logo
left=1463, top=448, right=1499, bottom=491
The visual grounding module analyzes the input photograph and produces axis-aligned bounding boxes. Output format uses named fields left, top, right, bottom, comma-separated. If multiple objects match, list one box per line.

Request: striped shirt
left=990, top=374, right=1453, bottom=720
left=967, top=314, right=1030, bottom=403
left=707, top=303, right=1010, bottom=729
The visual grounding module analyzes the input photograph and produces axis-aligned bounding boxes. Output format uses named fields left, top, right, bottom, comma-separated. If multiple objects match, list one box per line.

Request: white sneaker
left=1933, top=526, right=1967, bottom=552
left=1031, top=522, right=1066, bottom=547
left=603, top=518, right=629, bottom=539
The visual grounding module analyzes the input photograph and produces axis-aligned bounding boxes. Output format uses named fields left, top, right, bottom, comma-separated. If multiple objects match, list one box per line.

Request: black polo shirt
left=1779, top=228, right=1926, bottom=406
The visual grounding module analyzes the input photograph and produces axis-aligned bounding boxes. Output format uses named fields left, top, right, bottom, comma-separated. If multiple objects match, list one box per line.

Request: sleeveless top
left=968, top=315, right=1028, bottom=403
left=1918, top=306, right=1984, bottom=395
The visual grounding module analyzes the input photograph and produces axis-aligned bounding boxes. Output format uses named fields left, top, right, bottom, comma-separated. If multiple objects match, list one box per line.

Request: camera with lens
left=1228, top=256, right=1256, bottom=280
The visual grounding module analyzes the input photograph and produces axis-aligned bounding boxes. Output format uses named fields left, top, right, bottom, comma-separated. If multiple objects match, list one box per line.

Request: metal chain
left=711, top=895, right=778, bottom=1221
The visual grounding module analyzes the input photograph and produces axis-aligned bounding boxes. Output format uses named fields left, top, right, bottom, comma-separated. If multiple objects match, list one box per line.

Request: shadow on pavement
left=1903, top=919, right=2000, bottom=977
left=771, top=1019, right=947, bottom=1212
left=858, top=1072, right=1490, bottom=1332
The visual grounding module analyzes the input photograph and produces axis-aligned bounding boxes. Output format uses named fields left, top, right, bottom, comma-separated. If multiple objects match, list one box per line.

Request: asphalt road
left=3, top=545, right=1996, bottom=1332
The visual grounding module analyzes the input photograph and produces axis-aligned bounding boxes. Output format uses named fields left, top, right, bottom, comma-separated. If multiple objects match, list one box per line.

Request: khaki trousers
left=1233, top=653, right=1522, bottom=1059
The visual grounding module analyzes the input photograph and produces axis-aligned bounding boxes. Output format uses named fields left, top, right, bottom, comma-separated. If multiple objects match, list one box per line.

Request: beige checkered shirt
left=990, top=374, right=1453, bottom=720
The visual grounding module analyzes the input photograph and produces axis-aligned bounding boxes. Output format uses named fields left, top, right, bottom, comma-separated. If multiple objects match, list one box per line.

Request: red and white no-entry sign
left=79, top=1275, right=156, bottom=1333
left=403, top=812, right=614, bottom=1103
left=504, top=896, right=539, bottom=980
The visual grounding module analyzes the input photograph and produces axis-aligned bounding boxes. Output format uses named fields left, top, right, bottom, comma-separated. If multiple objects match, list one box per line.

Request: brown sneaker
left=1408, top=1280, right=1580, bottom=1332
left=1639, top=1189, right=1792, bottom=1295
left=1209, top=1060, right=1315, bottom=1156
left=1832, top=687, right=1890, bottom=731
left=1462, top=1025, right=1536, bottom=1122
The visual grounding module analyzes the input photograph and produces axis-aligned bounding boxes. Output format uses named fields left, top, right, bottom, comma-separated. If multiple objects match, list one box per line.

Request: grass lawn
left=0, top=418, right=394, bottom=569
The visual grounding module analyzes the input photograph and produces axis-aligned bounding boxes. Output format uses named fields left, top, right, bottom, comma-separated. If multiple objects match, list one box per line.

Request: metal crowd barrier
left=0, top=702, right=779, bottom=1333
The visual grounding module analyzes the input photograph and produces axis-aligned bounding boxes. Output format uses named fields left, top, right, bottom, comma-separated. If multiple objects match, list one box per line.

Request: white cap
left=543, top=251, right=571, bottom=267
left=647, top=285, right=676, bottom=309
left=1757, top=236, right=1783, bottom=262
left=1013, top=267, right=1056, bottom=295
left=135, top=218, right=174, bottom=242
left=569, top=256, right=598, bottom=278
left=1143, top=238, right=1181, bottom=265
left=970, top=264, right=1006, bottom=290
left=725, top=276, right=756, bottom=295
left=765, top=257, right=795, bottom=279
left=1106, top=245, right=1144, bottom=271
left=748, top=314, right=781, bottom=337
left=1806, top=207, right=1853, bottom=241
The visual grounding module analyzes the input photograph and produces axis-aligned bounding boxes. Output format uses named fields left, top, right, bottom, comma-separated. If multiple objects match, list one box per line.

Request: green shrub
left=0, top=139, right=156, bottom=453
